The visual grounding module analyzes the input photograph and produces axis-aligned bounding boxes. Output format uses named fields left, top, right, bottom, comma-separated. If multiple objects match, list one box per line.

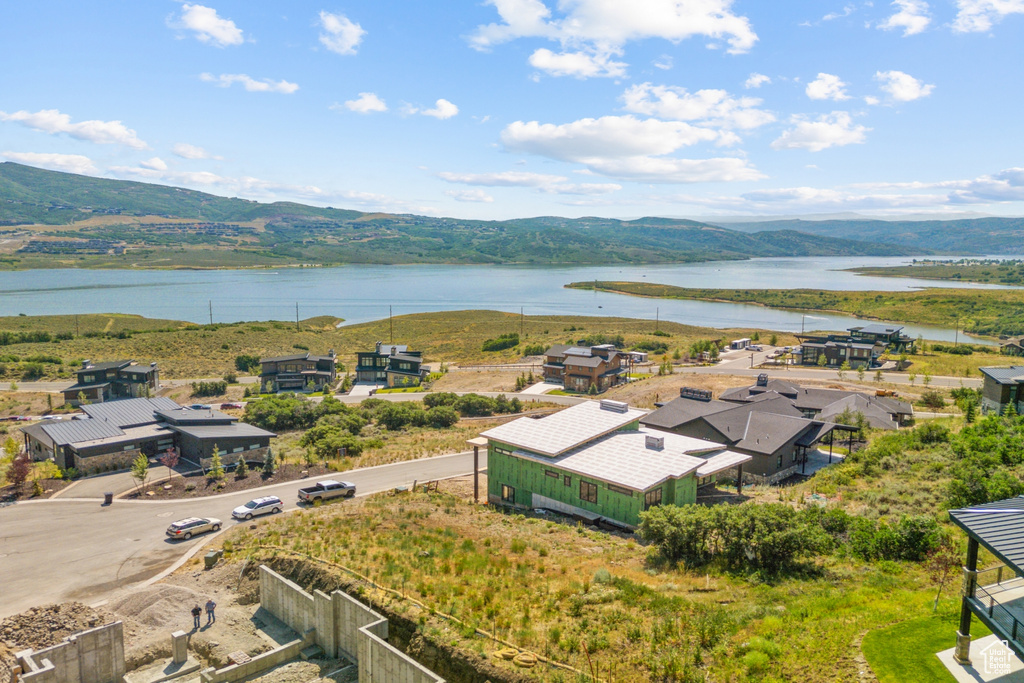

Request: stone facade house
left=542, top=344, right=627, bottom=393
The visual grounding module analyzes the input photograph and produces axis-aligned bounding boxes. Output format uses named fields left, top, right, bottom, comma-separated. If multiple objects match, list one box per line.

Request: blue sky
left=1, top=0, right=1023, bottom=220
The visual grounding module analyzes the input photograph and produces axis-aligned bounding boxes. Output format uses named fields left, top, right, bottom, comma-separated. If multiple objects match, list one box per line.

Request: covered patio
left=948, top=496, right=1024, bottom=667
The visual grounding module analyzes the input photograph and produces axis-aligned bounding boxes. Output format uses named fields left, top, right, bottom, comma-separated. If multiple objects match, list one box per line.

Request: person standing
left=191, top=604, right=202, bottom=630
left=205, top=598, right=216, bottom=625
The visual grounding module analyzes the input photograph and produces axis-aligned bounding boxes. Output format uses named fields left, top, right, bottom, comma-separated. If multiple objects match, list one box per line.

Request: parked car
left=166, top=517, right=221, bottom=540
left=298, top=480, right=356, bottom=504
left=748, top=345, right=763, bottom=351
left=189, top=404, right=211, bottom=410
left=232, top=495, right=283, bottom=520
left=220, top=402, right=243, bottom=410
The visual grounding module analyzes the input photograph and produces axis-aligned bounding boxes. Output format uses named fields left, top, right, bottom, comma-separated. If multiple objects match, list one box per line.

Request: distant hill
left=710, top=217, right=1024, bottom=254
left=0, top=162, right=918, bottom=268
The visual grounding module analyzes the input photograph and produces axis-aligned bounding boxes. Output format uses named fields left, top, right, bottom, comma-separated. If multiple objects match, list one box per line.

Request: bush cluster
left=481, top=333, right=519, bottom=352
left=191, top=380, right=228, bottom=397
left=424, top=392, right=523, bottom=417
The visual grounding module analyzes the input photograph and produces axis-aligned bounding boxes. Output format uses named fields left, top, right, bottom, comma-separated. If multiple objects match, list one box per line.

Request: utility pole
left=656, top=307, right=659, bottom=332
left=209, top=300, right=213, bottom=325
left=520, top=307, right=524, bottom=338
left=801, top=314, right=806, bottom=334
left=954, top=315, right=960, bottom=347
left=75, top=315, right=79, bottom=337
left=389, top=306, right=393, bottom=344
left=295, top=302, right=299, bottom=331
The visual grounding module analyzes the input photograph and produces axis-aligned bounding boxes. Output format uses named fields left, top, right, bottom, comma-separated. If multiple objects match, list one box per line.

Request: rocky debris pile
left=0, top=603, right=112, bottom=651
left=0, top=643, right=18, bottom=683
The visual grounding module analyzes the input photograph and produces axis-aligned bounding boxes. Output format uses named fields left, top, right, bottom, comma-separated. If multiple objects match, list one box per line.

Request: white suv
left=232, top=495, right=283, bottom=520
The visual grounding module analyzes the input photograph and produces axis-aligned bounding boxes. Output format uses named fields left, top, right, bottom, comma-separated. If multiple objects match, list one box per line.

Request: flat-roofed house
left=354, top=342, right=428, bottom=387
left=979, top=366, right=1024, bottom=415
left=480, top=399, right=751, bottom=527
left=61, top=360, right=160, bottom=406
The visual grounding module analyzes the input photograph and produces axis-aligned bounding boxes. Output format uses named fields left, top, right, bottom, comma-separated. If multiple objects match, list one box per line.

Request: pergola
left=948, top=496, right=1024, bottom=664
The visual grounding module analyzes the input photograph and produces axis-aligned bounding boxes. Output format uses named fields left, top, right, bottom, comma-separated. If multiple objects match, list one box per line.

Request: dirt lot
left=430, top=369, right=532, bottom=393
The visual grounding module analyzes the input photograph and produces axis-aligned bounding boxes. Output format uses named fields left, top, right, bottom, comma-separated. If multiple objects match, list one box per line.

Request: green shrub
left=481, top=333, right=519, bottom=352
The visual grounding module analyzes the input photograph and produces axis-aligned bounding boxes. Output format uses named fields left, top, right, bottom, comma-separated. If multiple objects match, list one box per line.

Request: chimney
left=375, top=341, right=382, bottom=354
left=150, top=362, right=157, bottom=367
left=82, top=359, right=91, bottom=369
left=756, top=373, right=768, bottom=387
left=329, top=349, right=335, bottom=358
left=599, top=399, right=628, bottom=413
left=645, top=435, right=664, bottom=450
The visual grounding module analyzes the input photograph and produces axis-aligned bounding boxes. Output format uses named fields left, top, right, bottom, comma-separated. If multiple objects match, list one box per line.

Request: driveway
left=519, top=382, right=556, bottom=395
left=0, top=450, right=488, bottom=618
left=346, top=383, right=383, bottom=397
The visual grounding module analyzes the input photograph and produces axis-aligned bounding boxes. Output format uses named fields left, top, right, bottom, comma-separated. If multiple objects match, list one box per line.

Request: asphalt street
left=0, top=450, right=487, bottom=619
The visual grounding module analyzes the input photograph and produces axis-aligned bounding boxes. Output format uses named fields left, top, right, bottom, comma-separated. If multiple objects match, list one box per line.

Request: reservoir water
left=0, top=256, right=1012, bottom=344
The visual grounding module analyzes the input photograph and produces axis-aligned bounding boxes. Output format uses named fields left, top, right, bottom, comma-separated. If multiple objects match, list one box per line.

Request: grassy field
left=862, top=613, right=988, bottom=683
left=850, top=259, right=1024, bottom=286
left=0, top=310, right=775, bottom=380
left=221, top=484, right=969, bottom=682
left=567, top=280, right=1024, bottom=338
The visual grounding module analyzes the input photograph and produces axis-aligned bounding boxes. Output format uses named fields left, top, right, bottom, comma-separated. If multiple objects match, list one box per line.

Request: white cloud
left=806, top=73, right=851, bottom=101
left=949, top=167, right=1024, bottom=203
left=469, top=0, right=758, bottom=79
left=318, top=11, right=365, bottom=55
left=745, top=73, right=771, bottom=89
left=173, top=4, right=244, bottom=47
left=875, top=70, right=934, bottom=101
left=200, top=73, right=299, bottom=94
left=822, top=4, right=856, bottom=20
left=2, top=151, right=97, bottom=175
left=0, top=108, right=148, bottom=150
left=420, top=99, right=459, bottom=119
left=771, top=112, right=869, bottom=152
left=864, top=95, right=881, bottom=105
left=109, top=164, right=325, bottom=201
left=528, top=48, right=627, bottom=78
left=445, top=189, right=495, bottom=203
left=543, top=183, right=622, bottom=195
left=139, top=157, right=167, bottom=171
left=439, top=171, right=568, bottom=186
left=500, top=115, right=763, bottom=183
left=953, top=0, right=1024, bottom=32
left=878, top=0, right=931, bottom=35
left=653, top=55, right=673, bottom=70
left=172, top=142, right=221, bottom=160
left=621, top=83, right=775, bottom=130
left=338, top=92, right=387, bottom=114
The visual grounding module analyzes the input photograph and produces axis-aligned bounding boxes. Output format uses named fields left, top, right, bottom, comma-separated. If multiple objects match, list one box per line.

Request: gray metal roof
left=640, top=397, right=737, bottom=430
left=40, top=419, right=126, bottom=446
left=120, top=365, right=156, bottom=375
left=167, top=423, right=276, bottom=440
left=849, top=323, right=903, bottom=335
left=155, top=408, right=235, bottom=425
left=544, top=344, right=571, bottom=358
left=949, top=496, right=1024, bottom=573
left=979, top=366, right=1024, bottom=384
left=81, top=397, right=180, bottom=428
left=81, top=360, right=132, bottom=372
left=262, top=353, right=312, bottom=363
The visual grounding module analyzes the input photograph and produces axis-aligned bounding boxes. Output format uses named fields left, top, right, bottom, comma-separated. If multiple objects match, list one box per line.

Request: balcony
left=966, top=566, right=1024, bottom=657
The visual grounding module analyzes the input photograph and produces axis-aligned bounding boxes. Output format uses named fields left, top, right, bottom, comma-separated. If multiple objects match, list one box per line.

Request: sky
left=1, top=1, right=1023, bottom=221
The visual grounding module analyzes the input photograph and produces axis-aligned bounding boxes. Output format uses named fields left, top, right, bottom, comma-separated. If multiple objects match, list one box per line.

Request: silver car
left=232, top=496, right=283, bottom=520
left=166, top=517, right=221, bottom=540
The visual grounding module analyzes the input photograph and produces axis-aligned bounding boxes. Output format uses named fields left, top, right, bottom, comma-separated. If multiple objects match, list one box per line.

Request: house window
left=545, top=470, right=559, bottom=478
left=493, top=445, right=513, bottom=456
left=580, top=480, right=598, bottom=504
left=644, top=488, right=662, bottom=509
left=123, top=444, right=135, bottom=451
left=608, top=483, right=633, bottom=497
left=233, top=446, right=245, bottom=453
left=501, top=484, right=516, bottom=503
left=249, top=444, right=261, bottom=450
left=82, top=375, right=95, bottom=383
left=776, top=454, right=783, bottom=468
left=564, top=475, right=571, bottom=487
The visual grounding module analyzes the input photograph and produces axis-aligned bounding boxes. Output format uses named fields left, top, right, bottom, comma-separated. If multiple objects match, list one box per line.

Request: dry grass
left=430, top=369, right=530, bottom=393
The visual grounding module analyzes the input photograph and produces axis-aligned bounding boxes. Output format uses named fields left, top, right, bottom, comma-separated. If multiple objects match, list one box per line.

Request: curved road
left=0, top=450, right=486, bottom=619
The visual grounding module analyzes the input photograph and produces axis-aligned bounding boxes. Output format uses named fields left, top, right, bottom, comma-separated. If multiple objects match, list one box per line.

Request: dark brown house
left=542, top=344, right=627, bottom=393
left=61, top=360, right=160, bottom=406
left=260, top=351, right=337, bottom=393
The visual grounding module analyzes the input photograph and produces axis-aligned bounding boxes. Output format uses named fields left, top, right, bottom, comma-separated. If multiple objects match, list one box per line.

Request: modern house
left=796, top=324, right=912, bottom=369
left=259, top=351, right=337, bottom=393
left=1000, top=338, right=1024, bottom=357
left=61, top=360, right=160, bottom=406
left=480, top=399, right=751, bottom=528
left=719, top=374, right=914, bottom=428
left=354, top=342, right=429, bottom=387
left=22, top=397, right=275, bottom=473
left=642, top=388, right=855, bottom=483
left=979, top=366, right=1024, bottom=415
left=848, top=323, right=912, bottom=349
left=947, top=496, right=1024, bottom=664
left=542, top=344, right=627, bottom=393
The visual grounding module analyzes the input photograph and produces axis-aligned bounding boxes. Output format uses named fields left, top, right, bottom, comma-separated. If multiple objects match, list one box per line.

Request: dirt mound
left=109, top=585, right=205, bottom=629
left=0, top=602, right=113, bottom=650
left=0, top=643, right=17, bottom=683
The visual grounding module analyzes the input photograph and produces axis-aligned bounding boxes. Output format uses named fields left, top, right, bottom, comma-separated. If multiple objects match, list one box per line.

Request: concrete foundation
left=171, top=632, right=187, bottom=666
left=16, top=622, right=125, bottom=683
left=258, top=566, right=443, bottom=683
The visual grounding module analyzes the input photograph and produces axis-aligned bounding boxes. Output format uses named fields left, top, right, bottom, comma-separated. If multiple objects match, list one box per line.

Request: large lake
left=0, top=255, right=1012, bottom=344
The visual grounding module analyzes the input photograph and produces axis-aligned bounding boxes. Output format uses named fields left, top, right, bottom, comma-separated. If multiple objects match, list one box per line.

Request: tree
left=235, top=454, right=248, bottom=478
left=923, top=372, right=932, bottom=387
left=3, top=435, right=20, bottom=460
left=751, top=332, right=760, bottom=342
left=837, top=361, right=850, bottom=380
left=909, top=372, right=917, bottom=386
left=874, top=369, right=884, bottom=383
left=964, top=401, right=977, bottom=424
left=817, top=354, right=828, bottom=368
left=209, top=445, right=224, bottom=480
left=77, top=390, right=88, bottom=405
left=769, top=334, right=778, bottom=346
left=263, top=447, right=277, bottom=476
left=130, top=453, right=150, bottom=493
left=158, top=447, right=179, bottom=483
left=925, top=535, right=962, bottom=612
left=7, top=454, right=30, bottom=491
left=857, top=365, right=865, bottom=382
left=46, top=394, right=53, bottom=412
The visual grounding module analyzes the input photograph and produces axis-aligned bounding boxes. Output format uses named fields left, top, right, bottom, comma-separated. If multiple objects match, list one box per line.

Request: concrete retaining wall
left=258, top=566, right=443, bottom=683
left=199, top=633, right=312, bottom=683
left=17, top=622, right=125, bottom=683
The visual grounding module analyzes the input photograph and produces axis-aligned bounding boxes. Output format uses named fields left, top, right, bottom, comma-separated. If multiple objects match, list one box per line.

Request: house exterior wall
left=72, top=448, right=140, bottom=475
left=175, top=432, right=270, bottom=464
left=486, top=445, right=695, bottom=527
left=981, top=378, right=1022, bottom=415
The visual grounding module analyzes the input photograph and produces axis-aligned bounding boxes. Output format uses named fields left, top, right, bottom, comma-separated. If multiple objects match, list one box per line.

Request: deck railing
left=967, top=566, right=1024, bottom=652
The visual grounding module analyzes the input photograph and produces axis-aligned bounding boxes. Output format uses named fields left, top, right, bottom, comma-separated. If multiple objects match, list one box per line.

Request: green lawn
left=862, top=613, right=990, bottom=683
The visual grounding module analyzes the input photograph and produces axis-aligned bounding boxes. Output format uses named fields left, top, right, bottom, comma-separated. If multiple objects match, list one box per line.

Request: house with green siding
left=480, top=399, right=751, bottom=528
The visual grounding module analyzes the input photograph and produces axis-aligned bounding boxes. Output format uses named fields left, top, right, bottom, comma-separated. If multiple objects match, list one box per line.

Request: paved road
left=0, top=450, right=487, bottom=619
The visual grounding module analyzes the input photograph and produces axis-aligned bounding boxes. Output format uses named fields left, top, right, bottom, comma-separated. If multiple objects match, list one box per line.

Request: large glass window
left=608, top=483, right=633, bottom=497
left=644, top=488, right=662, bottom=509
left=580, top=480, right=598, bottom=504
